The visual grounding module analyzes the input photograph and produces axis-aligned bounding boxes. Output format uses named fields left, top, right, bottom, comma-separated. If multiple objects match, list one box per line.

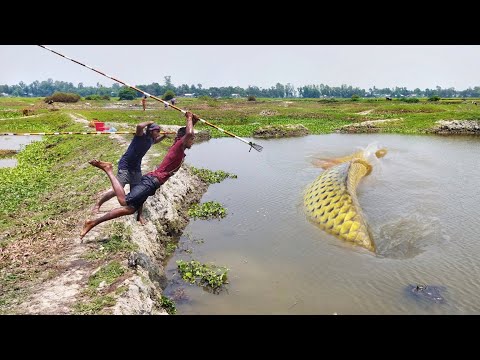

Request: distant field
left=1, top=96, right=480, bottom=136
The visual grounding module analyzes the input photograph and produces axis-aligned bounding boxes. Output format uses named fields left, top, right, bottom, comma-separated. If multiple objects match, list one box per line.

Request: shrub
left=44, top=92, right=81, bottom=103
left=118, top=87, right=138, bottom=100
left=247, top=95, right=256, bottom=101
left=428, top=96, right=441, bottom=102
left=317, top=98, right=338, bottom=103
left=403, top=97, right=419, bottom=103
left=85, top=95, right=101, bottom=100
left=162, top=90, right=175, bottom=101
left=351, top=94, right=360, bottom=101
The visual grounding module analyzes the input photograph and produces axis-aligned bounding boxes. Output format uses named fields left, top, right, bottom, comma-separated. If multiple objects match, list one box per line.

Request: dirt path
left=357, top=109, right=374, bottom=116
left=15, top=113, right=132, bottom=314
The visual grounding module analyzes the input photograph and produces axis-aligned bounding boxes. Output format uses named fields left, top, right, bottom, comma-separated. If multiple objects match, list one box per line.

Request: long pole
left=37, top=45, right=263, bottom=152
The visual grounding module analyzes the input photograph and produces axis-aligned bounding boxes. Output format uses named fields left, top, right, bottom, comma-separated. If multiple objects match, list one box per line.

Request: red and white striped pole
left=37, top=45, right=263, bottom=152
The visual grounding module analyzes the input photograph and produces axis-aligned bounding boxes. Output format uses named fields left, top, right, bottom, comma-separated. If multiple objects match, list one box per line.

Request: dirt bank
left=9, top=119, right=210, bottom=315
left=429, top=120, right=480, bottom=134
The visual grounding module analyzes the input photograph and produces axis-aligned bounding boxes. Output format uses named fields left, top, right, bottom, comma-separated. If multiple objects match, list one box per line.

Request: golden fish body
left=304, top=149, right=386, bottom=252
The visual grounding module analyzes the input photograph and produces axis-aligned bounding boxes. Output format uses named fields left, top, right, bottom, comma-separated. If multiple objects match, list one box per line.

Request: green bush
left=351, top=94, right=360, bottom=101
left=317, top=98, right=339, bottom=103
left=44, top=92, right=81, bottom=103
left=162, top=90, right=175, bottom=101
left=403, top=97, right=419, bottom=103
left=247, top=95, right=256, bottom=101
left=85, top=94, right=110, bottom=101
left=428, top=95, right=441, bottom=102
left=118, top=87, right=138, bottom=100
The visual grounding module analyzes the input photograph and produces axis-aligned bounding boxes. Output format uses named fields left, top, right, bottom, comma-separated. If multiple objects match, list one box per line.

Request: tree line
left=2, top=77, right=480, bottom=98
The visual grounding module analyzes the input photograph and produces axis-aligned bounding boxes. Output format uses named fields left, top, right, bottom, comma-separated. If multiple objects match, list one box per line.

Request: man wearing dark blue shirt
left=92, top=121, right=166, bottom=224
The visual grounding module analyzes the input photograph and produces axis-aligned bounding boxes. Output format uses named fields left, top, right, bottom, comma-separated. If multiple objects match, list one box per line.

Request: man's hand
left=185, top=111, right=193, bottom=119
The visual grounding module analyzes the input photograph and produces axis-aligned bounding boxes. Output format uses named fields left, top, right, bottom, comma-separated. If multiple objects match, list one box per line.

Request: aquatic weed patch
left=190, top=166, right=237, bottom=184
left=188, top=201, right=227, bottom=220
left=176, top=259, right=228, bottom=291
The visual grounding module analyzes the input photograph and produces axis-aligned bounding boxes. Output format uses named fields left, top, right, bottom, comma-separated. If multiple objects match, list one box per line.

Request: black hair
left=176, top=127, right=186, bottom=138
left=146, top=123, right=158, bottom=136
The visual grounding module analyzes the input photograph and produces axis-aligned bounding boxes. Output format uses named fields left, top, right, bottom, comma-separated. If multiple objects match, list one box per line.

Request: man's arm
left=192, top=113, right=200, bottom=127
left=184, top=111, right=195, bottom=142
left=136, top=121, right=154, bottom=136
left=154, top=134, right=167, bottom=144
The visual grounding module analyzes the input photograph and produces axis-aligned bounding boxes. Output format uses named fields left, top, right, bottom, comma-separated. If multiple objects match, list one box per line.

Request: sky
left=1, top=45, right=480, bottom=90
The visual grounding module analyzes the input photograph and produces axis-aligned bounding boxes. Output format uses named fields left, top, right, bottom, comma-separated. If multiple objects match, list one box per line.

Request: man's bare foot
left=88, top=159, right=113, bottom=172
left=80, top=220, right=96, bottom=240
left=137, top=216, right=147, bottom=226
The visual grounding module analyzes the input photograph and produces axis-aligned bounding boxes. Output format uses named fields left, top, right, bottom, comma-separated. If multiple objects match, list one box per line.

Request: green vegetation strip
left=176, top=259, right=228, bottom=291
left=190, top=167, right=237, bottom=183
left=188, top=201, right=227, bottom=220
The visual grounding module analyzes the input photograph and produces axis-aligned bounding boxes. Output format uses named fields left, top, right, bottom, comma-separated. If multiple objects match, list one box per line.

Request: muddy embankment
left=95, top=129, right=212, bottom=314
left=338, top=119, right=480, bottom=134
left=113, top=165, right=208, bottom=314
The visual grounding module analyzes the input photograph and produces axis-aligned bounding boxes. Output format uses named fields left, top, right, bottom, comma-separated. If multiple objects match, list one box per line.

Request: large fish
left=303, top=146, right=387, bottom=252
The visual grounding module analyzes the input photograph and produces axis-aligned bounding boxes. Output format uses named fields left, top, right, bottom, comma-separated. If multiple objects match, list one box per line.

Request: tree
left=162, top=90, right=175, bottom=101
left=164, top=76, right=173, bottom=90
left=118, top=86, right=138, bottom=100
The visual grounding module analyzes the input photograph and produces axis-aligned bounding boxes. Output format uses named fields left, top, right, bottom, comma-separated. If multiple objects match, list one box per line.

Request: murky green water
left=164, top=134, right=480, bottom=314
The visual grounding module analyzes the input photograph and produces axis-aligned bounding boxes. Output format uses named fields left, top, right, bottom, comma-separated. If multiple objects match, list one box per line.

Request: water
left=164, top=134, right=480, bottom=314
left=0, top=135, right=42, bottom=168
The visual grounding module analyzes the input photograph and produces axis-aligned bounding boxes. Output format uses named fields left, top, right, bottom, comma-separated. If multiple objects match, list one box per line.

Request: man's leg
left=89, top=160, right=127, bottom=206
left=81, top=205, right=136, bottom=239
left=136, top=204, right=146, bottom=225
left=92, top=189, right=115, bottom=214
left=92, top=170, right=129, bottom=214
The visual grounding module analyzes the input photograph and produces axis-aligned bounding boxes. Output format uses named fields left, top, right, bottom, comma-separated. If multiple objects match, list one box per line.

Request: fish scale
left=304, top=157, right=375, bottom=252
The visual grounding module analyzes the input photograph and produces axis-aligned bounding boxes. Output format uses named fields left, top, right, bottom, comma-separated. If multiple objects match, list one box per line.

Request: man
left=142, top=95, right=147, bottom=111
left=80, top=111, right=199, bottom=239
left=91, top=120, right=166, bottom=225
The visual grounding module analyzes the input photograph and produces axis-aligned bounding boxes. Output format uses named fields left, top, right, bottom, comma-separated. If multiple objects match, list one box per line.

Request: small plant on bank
left=165, top=242, right=177, bottom=257
left=88, top=261, right=126, bottom=291
left=160, top=295, right=177, bottom=315
left=190, top=167, right=237, bottom=184
left=103, top=222, right=136, bottom=253
left=82, top=222, right=137, bottom=260
left=176, top=259, right=229, bottom=291
left=188, top=201, right=227, bottom=220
